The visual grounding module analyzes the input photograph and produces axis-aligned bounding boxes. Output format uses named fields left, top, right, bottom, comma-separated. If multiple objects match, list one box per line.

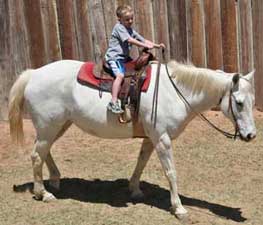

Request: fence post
left=167, top=0, right=187, bottom=61
left=252, top=0, right=263, bottom=110
left=221, top=0, right=238, bottom=72
left=204, top=0, right=223, bottom=70
left=186, top=0, right=206, bottom=66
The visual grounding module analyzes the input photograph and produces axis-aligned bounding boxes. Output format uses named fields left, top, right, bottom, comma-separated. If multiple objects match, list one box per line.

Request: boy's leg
left=108, top=73, right=124, bottom=113
left=106, top=60, right=125, bottom=114
left=111, top=74, right=124, bottom=103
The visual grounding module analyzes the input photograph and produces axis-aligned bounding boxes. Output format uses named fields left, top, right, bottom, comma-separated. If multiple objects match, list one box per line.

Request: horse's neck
left=174, top=71, right=230, bottom=113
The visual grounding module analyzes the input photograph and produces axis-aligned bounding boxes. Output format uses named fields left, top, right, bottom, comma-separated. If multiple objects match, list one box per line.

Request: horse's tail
left=8, top=70, right=33, bottom=145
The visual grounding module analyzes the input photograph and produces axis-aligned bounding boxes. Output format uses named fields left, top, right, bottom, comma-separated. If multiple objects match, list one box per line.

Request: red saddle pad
left=77, top=62, right=152, bottom=92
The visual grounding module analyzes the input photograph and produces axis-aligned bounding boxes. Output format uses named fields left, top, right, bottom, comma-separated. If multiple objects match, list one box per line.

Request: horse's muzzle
left=241, top=132, right=256, bottom=142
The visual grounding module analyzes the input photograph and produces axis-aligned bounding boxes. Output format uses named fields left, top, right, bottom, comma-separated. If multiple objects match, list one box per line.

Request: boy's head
left=116, top=5, right=134, bottom=28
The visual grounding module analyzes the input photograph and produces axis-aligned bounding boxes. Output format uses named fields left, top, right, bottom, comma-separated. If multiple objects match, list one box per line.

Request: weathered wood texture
left=167, top=0, right=187, bottom=61
left=238, top=0, right=254, bottom=74
left=204, top=0, right=223, bottom=70
left=1, top=0, right=263, bottom=119
left=0, top=0, right=10, bottom=119
left=186, top=0, right=206, bottom=67
left=252, top=0, right=263, bottom=110
left=221, top=0, right=238, bottom=72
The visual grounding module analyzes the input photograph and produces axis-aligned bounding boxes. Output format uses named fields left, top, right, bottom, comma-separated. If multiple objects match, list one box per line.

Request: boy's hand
left=144, top=41, right=154, bottom=49
left=158, top=43, right=166, bottom=49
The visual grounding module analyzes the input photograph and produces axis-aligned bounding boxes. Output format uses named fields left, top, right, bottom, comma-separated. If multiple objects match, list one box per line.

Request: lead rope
left=164, top=63, right=240, bottom=139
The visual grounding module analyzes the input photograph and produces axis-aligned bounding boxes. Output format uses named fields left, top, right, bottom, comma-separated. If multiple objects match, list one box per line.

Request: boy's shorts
left=107, top=60, right=126, bottom=77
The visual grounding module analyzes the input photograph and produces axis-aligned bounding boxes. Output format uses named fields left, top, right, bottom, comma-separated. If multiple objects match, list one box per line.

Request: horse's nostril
left=247, top=133, right=256, bottom=140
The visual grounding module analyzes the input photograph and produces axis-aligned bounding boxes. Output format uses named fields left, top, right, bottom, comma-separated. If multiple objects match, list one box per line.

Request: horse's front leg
left=155, top=133, right=187, bottom=219
left=129, top=138, right=154, bottom=199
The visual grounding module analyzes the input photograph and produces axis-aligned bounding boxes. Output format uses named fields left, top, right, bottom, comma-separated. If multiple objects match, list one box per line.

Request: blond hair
left=116, top=5, right=133, bottom=18
left=167, top=60, right=227, bottom=98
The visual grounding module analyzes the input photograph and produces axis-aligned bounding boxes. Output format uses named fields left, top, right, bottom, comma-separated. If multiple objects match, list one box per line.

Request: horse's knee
left=156, top=133, right=172, bottom=152
left=31, top=151, right=41, bottom=165
left=32, top=141, right=50, bottom=160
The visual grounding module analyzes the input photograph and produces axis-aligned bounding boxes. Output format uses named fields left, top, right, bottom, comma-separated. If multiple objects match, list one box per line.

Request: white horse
left=8, top=59, right=256, bottom=218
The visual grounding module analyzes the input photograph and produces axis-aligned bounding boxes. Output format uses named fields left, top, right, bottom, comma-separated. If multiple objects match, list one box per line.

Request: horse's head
left=220, top=70, right=256, bottom=141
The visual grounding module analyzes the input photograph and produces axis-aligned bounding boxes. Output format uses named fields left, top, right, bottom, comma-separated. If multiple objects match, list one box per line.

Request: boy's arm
left=127, top=37, right=152, bottom=48
left=145, top=39, right=166, bottom=49
left=128, top=37, right=165, bottom=49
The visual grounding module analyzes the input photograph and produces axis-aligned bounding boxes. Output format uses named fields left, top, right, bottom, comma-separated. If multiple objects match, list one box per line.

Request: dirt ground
left=1, top=111, right=263, bottom=225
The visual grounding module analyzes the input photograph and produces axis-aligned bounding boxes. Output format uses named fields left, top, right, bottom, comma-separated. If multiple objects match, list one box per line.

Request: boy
left=105, top=4, right=165, bottom=114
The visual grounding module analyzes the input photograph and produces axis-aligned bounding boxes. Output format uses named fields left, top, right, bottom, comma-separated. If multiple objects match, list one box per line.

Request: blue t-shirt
left=105, top=22, right=145, bottom=61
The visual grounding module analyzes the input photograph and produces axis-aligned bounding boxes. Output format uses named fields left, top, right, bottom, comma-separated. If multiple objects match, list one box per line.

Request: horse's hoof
left=175, top=212, right=188, bottom=220
left=42, top=192, right=56, bottom=202
left=171, top=206, right=188, bottom=220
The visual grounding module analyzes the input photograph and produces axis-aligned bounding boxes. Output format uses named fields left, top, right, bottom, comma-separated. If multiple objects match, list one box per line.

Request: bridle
left=164, top=62, right=241, bottom=140
left=228, top=86, right=240, bottom=139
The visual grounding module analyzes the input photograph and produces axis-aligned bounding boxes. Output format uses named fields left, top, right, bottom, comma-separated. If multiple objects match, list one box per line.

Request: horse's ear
left=232, top=73, right=240, bottom=84
left=243, top=69, right=255, bottom=83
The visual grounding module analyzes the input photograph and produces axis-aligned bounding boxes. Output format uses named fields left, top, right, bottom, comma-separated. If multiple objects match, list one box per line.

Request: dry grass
left=1, top=111, right=263, bottom=225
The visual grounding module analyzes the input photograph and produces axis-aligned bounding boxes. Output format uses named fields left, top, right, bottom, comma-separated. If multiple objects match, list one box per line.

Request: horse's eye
left=236, top=101, right=243, bottom=110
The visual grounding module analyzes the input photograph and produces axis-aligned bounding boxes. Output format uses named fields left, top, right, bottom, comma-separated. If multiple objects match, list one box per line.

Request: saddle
left=77, top=50, right=155, bottom=125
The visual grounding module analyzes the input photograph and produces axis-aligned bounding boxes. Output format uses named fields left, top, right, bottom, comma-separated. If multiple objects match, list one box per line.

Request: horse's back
left=31, top=60, right=83, bottom=83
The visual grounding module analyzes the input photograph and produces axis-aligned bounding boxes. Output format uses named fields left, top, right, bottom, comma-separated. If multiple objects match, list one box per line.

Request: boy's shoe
left=107, top=101, right=124, bottom=114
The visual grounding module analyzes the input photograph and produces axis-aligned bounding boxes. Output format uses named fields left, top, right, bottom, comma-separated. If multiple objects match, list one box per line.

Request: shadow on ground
left=13, top=178, right=246, bottom=222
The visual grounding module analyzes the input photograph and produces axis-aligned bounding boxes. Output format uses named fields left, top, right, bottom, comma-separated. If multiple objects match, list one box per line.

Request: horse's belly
left=71, top=81, right=135, bottom=139
left=73, top=118, right=134, bottom=139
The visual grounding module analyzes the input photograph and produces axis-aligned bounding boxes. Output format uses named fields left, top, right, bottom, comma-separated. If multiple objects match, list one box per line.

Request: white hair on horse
left=167, top=60, right=228, bottom=98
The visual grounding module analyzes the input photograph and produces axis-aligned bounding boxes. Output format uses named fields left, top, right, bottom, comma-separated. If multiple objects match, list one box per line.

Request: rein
left=150, top=50, right=162, bottom=128
left=164, top=60, right=240, bottom=140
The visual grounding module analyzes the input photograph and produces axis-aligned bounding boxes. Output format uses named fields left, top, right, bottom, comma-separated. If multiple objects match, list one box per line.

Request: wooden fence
left=0, top=0, right=262, bottom=119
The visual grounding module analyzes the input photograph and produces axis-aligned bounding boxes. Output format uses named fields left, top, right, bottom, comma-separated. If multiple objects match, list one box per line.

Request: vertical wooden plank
left=134, top=0, right=154, bottom=41
left=152, top=0, right=170, bottom=60
left=204, top=0, right=223, bottom=69
left=186, top=0, right=206, bottom=66
left=87, top=0, right=107, bottom=63
left=40, top=0, right=62, bottom=62
left=252, top=0, right=263, bottom=110
left=220, top=0, right=238, bottom=72
left=101, top=0, right=117, bottom=45
left=167, top=0, right=187, bottom=61
left=0, top=0, right=31, bottom=119
left=23, top=0, right=46, bottom=68
left=116, top=0, right=134, bottom=8
left=56, top=0, right=79, bottom=59
left=0, top=0, right=10, bottom=119
left=75, top=0, right=94, bottom=61
left=237, top=0, right=253, bottom=74
left=8, top=0, right=31, bottom=72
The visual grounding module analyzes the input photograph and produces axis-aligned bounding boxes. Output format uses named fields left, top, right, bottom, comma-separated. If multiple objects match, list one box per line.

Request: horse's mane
left=167, top=60, right=228, bottom=98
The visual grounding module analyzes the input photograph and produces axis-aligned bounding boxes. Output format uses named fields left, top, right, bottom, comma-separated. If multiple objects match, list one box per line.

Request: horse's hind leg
left=45, top=152, right=61, bottom=190
left=129, top=138, right=154, bottom=199
left=31, top=139, right=55, bottom=202
left=45, top=121, right=72, bottom=191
